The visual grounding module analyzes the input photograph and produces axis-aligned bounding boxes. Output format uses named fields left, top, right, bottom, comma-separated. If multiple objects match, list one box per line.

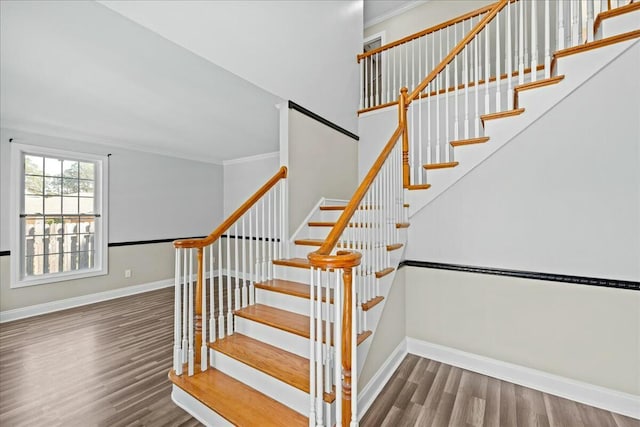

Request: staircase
left=168, top=1, right=639, bottom=426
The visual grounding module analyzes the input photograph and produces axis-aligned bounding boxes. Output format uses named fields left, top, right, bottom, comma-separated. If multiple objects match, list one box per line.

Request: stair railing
left=172, top=166, right=287, bottom=377
left=307, top=107, right=406, bottom=425
left=400, top=0, right=628, bottom=186
left=357, top=2, right=495, bottom=113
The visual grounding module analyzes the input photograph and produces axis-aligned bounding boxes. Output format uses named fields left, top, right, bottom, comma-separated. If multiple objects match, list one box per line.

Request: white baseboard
left=0, top=278, right=174, bottom=323
left=406, top=337, right=640, bottom=420
left=358, top=338, right=408, bottom=420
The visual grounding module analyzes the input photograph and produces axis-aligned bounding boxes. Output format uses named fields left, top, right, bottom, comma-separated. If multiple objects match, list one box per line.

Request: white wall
left=0, top=128, right=223, bottom=311
left=287, top=109, right=359, bottom=234
left=223, top=153, right=280, bottom=217
left=405, top=43, right=640, bottom=281
left=99, top=0, right=363, bottom=135
left=365, top=0, right=494, bottom=42
left=405, top=266, right=640, bottom=396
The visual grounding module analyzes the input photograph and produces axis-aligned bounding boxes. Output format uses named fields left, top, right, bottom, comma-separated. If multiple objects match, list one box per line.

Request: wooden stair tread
left=319, top=205, right=347, bottom=210
left=169, top=368, right=307, bottom=427
left=450, top=136, right=490, bottom=147
left=295, top=239, right=402, bottom=252
left=481, top=108, right=525, bottom=125
left=386, top=243, right=403, bottom=251
left=255, top=279, right=333, bottom=303
left=407, top=184, right=432, bottom=190
left=209, top=333, right=335, bottom=403
left=514, top=75, right=565, bottom=108
left=375, top=267, right=395, bottom=279
left=423, top=161, right=459, bottom=170
left=396, top=222, right=410, bottom=229
left=362, top=296, right=384, bottom=311
left=594, top=2, right=640, bottom=35
left=273, top=258, right=311, bottom=269
left=234, top=304, right=371, bottom=345
left=309, top=221, right=408, bottom=228
left=551, top=30, right=640, bottom=74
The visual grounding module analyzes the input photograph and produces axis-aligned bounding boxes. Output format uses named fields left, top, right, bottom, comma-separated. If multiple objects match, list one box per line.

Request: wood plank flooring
left=361, top=354, right=640, bottom=427
left=1, top=287, right=637, bottom=426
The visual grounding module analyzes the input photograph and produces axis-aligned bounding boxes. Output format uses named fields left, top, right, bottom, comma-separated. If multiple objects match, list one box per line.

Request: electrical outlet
left=124, top=269, right=132, bottom=278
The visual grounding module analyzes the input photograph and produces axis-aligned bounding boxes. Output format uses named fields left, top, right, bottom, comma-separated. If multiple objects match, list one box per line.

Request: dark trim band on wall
left=0, top=250, right=10, bottom=257
left=288, top=101, right=359, bottom=141
left=108, top=237, right=206, bottom=247
left=399, top=260, right=640, bottom=292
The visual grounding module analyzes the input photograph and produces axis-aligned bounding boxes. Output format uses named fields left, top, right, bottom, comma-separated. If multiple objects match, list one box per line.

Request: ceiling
left=0, top=1, right=283, bottom=164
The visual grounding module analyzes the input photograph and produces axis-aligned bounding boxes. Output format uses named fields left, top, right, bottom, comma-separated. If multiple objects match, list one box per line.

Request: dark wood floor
left=361, top=354, right=639, bottom=427
left=1, top=286, right=637, bottom=426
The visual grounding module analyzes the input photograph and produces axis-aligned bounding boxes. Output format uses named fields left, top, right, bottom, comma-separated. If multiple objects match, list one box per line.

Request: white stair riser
left=172, top=386, right=233, bottom=427
left=306, top=226, right=333, bottom=240
left=596, top=10, right=640, bottom=40
left=274, top=264, right=312, bottom=283
left=210, top=350, right=316, bottom=417
left=319, top=209, right=344, bottom=222
left=255, top=287, right=336, bottom=320
left=235, top=315, right=313, bottom=359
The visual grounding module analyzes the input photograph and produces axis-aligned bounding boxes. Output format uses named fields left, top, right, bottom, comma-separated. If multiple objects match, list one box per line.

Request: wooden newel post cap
left=308, top=250, right=362, bottom=269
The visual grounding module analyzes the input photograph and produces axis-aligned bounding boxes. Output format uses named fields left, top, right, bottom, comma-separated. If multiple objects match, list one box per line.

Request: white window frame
left=10, top=143, right=109, bottom=288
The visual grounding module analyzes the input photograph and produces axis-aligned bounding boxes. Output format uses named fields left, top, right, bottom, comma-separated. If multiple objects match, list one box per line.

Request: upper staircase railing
left=172, top=166, right=287, bottom=376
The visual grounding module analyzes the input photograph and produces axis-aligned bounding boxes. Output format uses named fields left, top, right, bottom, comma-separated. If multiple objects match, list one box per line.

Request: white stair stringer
left=408, top=36, right=639, bottom=219
left=595, top=6, right=640, bottom=40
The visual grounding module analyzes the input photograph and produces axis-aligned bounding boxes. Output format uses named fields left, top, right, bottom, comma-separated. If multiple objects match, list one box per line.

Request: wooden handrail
left=357, top=2, right=497, bottom=62
left=313, top=123, right=404, bottom=256
left=408, top=0, right=508, bottom=103
left=174, top=166, right=287, bottom=249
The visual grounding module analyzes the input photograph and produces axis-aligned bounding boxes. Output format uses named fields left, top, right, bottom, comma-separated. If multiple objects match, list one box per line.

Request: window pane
left=25, top=255, right=44, bottom=276
left=47, top=253, right=61, bottom=273
left=63, top=160, right=78, bottom=178
left=79, top=197, right=94, bottom=214
left=25, top=234, right=44, bottom=257
left=64, top=233, right=79, bottom=253
left=79, top=162, right=94, bottom=180
left=25, top=175, right=43, bottom=195
left=62, top=197, right=79, bottom=214
left=78, top=179, right=94, bottom=197
left=63, top=217, right=79, bottom=234
left=25, top=218, right=44, bottom=236
left=44, top=157, right=62, bottom=177
left=47, top=218, right=64, bottom=236
left=44, top=177, right=62, bottom=195
left=44, top=196, right=61, bottom=214
left=79, top=218, right=95, bottom=234
left=25, top=155, right=43, bottom=175
left=24, top=195, right=43, bottom=214
left=62, top=178, right=79, bottom=196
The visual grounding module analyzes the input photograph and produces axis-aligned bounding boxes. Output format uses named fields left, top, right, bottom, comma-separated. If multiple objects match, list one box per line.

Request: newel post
left=399, top=87, right=410, bottom=188
left=194, top=247, right=203, bottom=366
left=341, top=264, right=355, bottom=427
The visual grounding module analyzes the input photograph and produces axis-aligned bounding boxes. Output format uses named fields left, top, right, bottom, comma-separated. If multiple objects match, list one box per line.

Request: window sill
left=11, top=268, right=108, bottom=289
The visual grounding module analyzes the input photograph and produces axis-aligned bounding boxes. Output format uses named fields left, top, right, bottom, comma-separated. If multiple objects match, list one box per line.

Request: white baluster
left=359, top=59, right=364, bottom=110
left=495, top=13, right=502, bottom=110
left=418, top=44, right=423, bottom=184
left=174, top=248, right=182, bottom=375
left=445, top=26, right=450, bottom=163
left=586, top=0, right=595, bottom=42
left=324, top=270, right=331, bottom=394
left=519, top=0, right=525, bottom=84
left=334, top=270, right=342, bottom=427
left=261, top=198, right=266, bottom=282
left=242, top=216, right=247, bottom=307
left=182, top=249, right=188, bottom=362
left=485, top=17, right=490, bottom=113
left=558, top=0, right=566, bottom=51
left=249, top=208, right=254, bottom=305
left=234, top=224, right=239, bottom=311
left=454, top=22, right=459, bottom=142
left=188, top=248, right=194, bottom=376
left=226, top=228, right=233, bottom=336
left=218, top=238, right=224, bottom=338
left=267, top=191, right=272, bottom=280
left=474, top=35, right=480, bottom=136
left=571, top=0, right=580, bottom=47
left=350, top=275, right=358, bottom=427
left=531, top=0, right=538, bottom=82
left=436, top=30, right=442, bottom=163
left=209, top=243, right=215, bottom=347
left=544, top=0, right=550, bottom=79
left=427, top=32, right=433, bottom=165
left=465, top=19, right=470, bottom=139
left=201, top=246, right=208, bottom=372
left=315, top=268, right=323, bottom=426
left=506, top=0, right=513, bottom=109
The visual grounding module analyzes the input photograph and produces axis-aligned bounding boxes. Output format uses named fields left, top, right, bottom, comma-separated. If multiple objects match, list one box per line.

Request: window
left=11, top=143, right=108, bottom=287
